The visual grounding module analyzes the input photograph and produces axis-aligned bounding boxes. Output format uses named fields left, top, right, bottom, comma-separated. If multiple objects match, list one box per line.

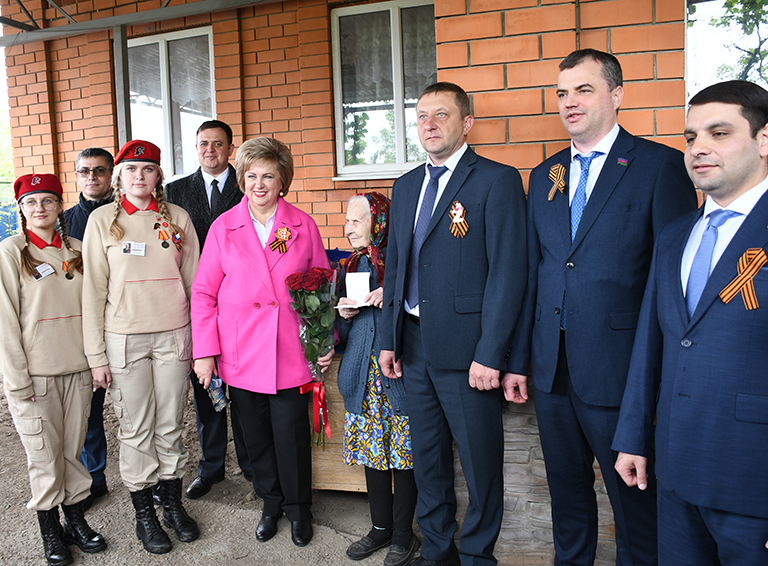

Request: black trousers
left=365, top=466, right=417, bottom=543
left=229, top=385, right=312, bottom=521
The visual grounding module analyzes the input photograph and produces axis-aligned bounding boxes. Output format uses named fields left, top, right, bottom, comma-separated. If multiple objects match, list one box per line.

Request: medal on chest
left=269, top=226, right=292, bottom=253
left=448, top=201, right=469, bottom=238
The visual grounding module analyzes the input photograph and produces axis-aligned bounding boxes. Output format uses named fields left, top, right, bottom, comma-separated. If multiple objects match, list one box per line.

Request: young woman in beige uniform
left=0, top=174, right=106, bottom=566
left=81, top=140, right=200, bottom=555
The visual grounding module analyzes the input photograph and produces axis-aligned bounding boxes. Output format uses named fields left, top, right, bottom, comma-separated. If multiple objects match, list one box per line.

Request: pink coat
left=191, top=197, right=330, bottom=394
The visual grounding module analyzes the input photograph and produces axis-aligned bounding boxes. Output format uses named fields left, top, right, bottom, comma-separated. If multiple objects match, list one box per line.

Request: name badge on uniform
left=122, top=241, right=146, bottom=256
left=33, top=263, right=55, bottom=281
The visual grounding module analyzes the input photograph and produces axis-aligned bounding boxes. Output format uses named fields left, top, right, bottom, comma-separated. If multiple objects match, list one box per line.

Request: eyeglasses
left=76, top=167, right=110, bottom=178
left=20, top=197, right=59, bottom=212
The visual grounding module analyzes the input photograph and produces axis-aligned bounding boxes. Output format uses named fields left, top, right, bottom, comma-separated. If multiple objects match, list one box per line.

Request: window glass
left=333, top=2, right=436, bottom=177
left=169, top=35, right=213, bottom=175
left=128, top=30, right=214, bottom=177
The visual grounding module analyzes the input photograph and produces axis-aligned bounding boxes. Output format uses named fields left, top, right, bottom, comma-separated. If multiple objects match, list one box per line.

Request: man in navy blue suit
left=380, top=82, right=527, bottom=566
left=614, top=81, right=768, bottom=565
left=504, top=49, right=697, bottom=565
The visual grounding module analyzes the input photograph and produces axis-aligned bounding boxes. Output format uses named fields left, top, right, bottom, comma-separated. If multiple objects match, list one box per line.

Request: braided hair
left=108, top=162, right=185, bottom=243
left=18, top=212, right=43, bottom=278
left=17, top=197, right=81, bottom=278
left=57, top=210, right=83, bottom=275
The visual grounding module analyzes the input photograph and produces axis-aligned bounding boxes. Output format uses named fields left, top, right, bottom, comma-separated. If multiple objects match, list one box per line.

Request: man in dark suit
left=165, top=120, right=252, bottom=499
left=504, top=49, right=698, bottom=566
left=614, top=80, right=768, bottom=565
left=66, top=147, right=114, bottom=509
left=380, top=82, right=527, bottom=566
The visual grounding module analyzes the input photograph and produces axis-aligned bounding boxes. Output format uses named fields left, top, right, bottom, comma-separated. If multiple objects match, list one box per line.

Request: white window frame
left=128, top=27, right=216, bottom=178
left=331, top=0, right=435, bottom=180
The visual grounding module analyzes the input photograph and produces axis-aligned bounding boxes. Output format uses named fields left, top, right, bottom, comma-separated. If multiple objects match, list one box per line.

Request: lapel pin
left=548, top=163, right=566, bottom=201
left=719, top=248, right=767, bottom=310
left=617, top=158, right=628, bottom=166
left=269, top=226, right=292, bottom=253
left=448, top=201, right=469, bottom=238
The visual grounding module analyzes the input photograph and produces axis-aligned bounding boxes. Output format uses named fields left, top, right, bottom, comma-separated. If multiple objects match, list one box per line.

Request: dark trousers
left=401, top=316, right=504, bottom=566
left=190, top=369, right=252, bottom=479
left=534, top=332, right=657, bottom=566
left=79, top=386, right=106, bottom=486
left=657, top=482, right=768, bottom=566
left=229, top=385, right=312, bottom=521
left=365, top=466, right=417, bottom=544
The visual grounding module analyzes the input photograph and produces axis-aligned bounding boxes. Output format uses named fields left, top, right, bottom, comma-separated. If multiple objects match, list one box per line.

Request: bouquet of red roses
left=285, top=267, right=338, bottom=382
left=286, top=267, right=338, bottom=447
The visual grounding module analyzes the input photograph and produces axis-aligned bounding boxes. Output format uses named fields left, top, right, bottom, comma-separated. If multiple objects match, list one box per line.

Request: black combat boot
left=36, top=507, right=73, bottom=566
left=61, top=500, right=107, bottom=553
left=159, top=478, right=200, bottom=542
left=130, top=487, right=172, bottom=554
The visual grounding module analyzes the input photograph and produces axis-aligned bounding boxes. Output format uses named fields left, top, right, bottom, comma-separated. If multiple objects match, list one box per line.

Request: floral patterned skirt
left=343, top=353, right=412, bottom=471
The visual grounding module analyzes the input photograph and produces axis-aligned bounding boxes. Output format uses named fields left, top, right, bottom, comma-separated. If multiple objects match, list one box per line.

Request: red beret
left=114, top=140, right=161, bottom=165
left=14, top=173, right=64, bottom=201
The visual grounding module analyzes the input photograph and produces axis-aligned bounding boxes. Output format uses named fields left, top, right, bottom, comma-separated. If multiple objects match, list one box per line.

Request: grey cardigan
left=337, top=253, right=408, bottom=416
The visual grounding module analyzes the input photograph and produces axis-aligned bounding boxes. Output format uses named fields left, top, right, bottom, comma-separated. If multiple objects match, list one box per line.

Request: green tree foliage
left=344, top=112, right=369, bottom=165
left=370, top=110, right=425, bottom=164
left=700, top=0, right=768, bottom=86
left=0, top=110, right=16, bottom=237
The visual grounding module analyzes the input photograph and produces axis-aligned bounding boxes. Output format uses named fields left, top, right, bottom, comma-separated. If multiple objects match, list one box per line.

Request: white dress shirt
left=681, top=175, right=768, bottom=292
left=201, top=168, right=231, bottom=207
left=405, top=143, right=470, bottom=316
left=249, top=202, right=277, bottom=250
left=568, top=122, right=621, bottom=206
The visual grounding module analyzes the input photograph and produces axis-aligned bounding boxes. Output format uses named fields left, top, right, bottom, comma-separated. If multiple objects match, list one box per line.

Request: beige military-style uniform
left=82, top=199, right=199, bottom=492
left=0, top=234, right=92, bottom=511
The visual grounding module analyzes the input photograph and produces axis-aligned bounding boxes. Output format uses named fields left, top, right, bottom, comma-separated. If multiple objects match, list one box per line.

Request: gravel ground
left=0, top=387, right=385, bottom=566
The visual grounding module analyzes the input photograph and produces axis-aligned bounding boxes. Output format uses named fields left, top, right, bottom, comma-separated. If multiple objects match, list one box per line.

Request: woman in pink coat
left=191, top=137, right=332, bottom=548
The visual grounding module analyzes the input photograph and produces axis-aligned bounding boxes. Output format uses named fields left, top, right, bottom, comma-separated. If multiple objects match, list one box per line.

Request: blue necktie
left=570, top=152, right=600, bottom=241
left=561, top=152, right=600, bottom=329
left=405, top=165, right=447, bottom=309
left=686, top=209, right=740, bottom=317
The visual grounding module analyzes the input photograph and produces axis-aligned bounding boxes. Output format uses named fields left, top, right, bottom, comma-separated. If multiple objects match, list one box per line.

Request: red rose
left=302, top=270, right=326, bottom=291
left=309, top=267, right=335, bottom=283
left=286, top=272, right=305, bottom=291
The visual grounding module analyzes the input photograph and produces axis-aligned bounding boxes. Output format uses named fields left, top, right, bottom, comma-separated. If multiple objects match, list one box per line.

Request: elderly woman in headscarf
left=337, top=193, right=418, bottom=566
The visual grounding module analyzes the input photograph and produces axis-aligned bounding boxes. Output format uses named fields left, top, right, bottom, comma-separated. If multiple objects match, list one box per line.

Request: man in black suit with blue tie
left=380, top=82, right=527, bottom=566
left=614, top=80, right=768, bottom=565
left=504, top=50, right=697, bottom=565
left=165, top=120, right=252, bottom=499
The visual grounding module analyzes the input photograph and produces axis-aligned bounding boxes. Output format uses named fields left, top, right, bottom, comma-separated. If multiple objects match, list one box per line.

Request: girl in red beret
left=0, top=173, right=106, bottom=566
left=80, top=140, right=200, bottom=554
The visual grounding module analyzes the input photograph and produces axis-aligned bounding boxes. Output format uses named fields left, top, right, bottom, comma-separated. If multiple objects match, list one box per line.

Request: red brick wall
left=1, top=1, right=687, bottom=561
left=3, top=0, right=687, bottom=247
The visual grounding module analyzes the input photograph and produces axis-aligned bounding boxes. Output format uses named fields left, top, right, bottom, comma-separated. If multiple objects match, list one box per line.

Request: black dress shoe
left=291, top=519, right=313, bottom=547
left=411, top=548, right=460, bottom=566
left=184, top=476, right=223, bottom=500
left=384, top=536, right=420, bottom=566
left=255, top=512, right=281, bottom=542
left=346, top=534, right=392, bottom=560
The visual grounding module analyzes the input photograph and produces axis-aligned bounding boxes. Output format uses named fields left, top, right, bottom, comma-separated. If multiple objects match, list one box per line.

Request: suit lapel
left=689, top=190, right=768, bottom=327
left=550, top=151, right=572, bottom=250
left=228, top=199, right=275, bottom=294
left=425, top=149, right=475, bottom=240
left=571, top=128, right=634, bottom=251
left=670, top=208, right=704, bottom=325
left=220, top=164, right=242, bottom=213
left=397, top=167, right=424, bottom=264
left=265, top=198, right=302, bottom=271
left=190, top=169, right=212, bottom=220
